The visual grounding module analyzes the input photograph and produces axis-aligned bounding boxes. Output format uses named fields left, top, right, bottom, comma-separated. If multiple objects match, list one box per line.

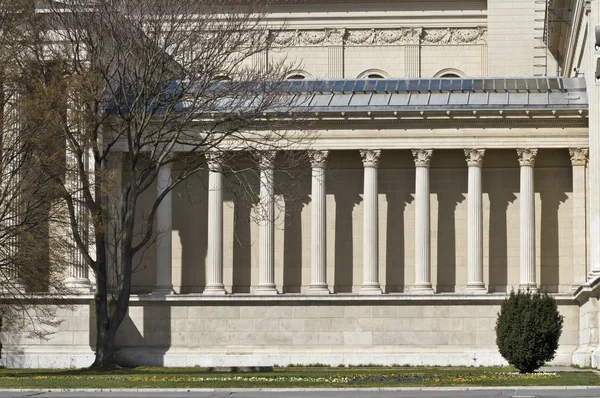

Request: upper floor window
left=357, top=69, right=391, bottom=79
left=433, top=68, right=466, bottom=78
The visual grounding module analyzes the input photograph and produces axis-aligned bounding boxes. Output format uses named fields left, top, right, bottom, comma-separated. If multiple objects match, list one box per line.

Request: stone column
left=204, top=152, right=226, bottom=295
left=256, top=151, right=278, bottom=294
left=153, top=160, right=174, bottom=294
left=465, top=149, right=486, bottom=293
left=570, top=148, right=589, bottom=288
left=106, top=152, right=123, bottom=292
left=65, top=144, right=92, bottom=292
left=359, top=149, right=382, bottom=294
left=309, top=150, right=330, bottom=294
left=587, top=0, right=600, bottom=280
left=413, top=149, right=434, bottom=293
left=1, top=86, right=22, bottom=291
left=517, top=148, right=538, bottom=291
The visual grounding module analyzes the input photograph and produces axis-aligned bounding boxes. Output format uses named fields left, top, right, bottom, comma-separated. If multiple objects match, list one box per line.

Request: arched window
left=213, top=75, right=232, bottom=81
left=285, top=70, right=313, bottom=80
left=433, top=68, right=466, bottom=78
left=357, top=69, right=391, bottom=79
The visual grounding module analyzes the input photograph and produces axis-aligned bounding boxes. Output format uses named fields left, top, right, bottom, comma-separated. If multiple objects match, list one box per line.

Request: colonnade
left=66, top=147, right=590, bottom=295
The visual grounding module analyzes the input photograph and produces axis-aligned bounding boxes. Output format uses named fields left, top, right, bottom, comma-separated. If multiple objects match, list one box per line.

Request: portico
left=118, top=78, right=589, bottom=296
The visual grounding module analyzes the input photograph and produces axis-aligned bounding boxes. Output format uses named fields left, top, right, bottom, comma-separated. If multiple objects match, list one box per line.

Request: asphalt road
left=1, top=389, right=600, bottom=398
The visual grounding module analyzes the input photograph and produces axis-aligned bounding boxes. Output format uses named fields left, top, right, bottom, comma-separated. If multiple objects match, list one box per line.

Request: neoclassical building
left=5, top=0, right=600, bottom=368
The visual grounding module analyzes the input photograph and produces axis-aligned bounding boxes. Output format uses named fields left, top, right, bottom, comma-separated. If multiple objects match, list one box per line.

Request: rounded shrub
left=495, top=290, right=564, bottom=373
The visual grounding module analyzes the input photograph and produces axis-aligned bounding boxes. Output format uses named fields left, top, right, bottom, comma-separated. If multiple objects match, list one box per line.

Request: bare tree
left=27, top=0, right=311, bottom=368
left=0, top=0, right=72, bottom=353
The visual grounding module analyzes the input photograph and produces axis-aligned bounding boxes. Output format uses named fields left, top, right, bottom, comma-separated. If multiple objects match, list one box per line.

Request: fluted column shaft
left=256, top=151, right=277, bottom=294
left=204, top=153, right=226, bottom=295
left=570, top=148, right=589, bottom=288
left=309, top=151, right=329, bottom=294
left=413, top=149, right=434, bottom=293
left=359, top=150, right=382, bottom=294
left=153, top=161, right=174, bottom=294
left=465, top=149, right=486, bottom=292
left=106, top=152, right=123, bottom=292
left=65, top=142, right=92, bottom=292
left=517, top=148, right=538, bottom=290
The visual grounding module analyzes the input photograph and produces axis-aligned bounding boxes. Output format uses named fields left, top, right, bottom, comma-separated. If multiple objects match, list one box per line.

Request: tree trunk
left=90, top=290, right=118, bottom=369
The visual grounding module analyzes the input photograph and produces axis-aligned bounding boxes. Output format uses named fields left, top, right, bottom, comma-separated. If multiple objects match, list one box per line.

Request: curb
left=1, top=386, right=600, bottom=392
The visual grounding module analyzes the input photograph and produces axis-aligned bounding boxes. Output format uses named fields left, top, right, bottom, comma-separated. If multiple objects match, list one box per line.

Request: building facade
left=5, top=0, right=600, bottom=368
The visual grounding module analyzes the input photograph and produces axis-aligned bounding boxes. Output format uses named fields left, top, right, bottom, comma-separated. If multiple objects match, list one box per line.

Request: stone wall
left=0, top=297, right=579, bottom=368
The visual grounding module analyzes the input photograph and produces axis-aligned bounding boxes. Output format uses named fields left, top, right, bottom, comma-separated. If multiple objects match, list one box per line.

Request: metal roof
left=275, top=77, right=588, bottom=115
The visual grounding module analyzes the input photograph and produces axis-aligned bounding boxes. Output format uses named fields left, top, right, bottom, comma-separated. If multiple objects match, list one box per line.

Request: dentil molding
left=270, top=27, right=487, bottom=46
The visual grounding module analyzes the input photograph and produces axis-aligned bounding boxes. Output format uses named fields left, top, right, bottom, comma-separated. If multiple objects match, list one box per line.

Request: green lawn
left=0, top=366, right=598, bottom=388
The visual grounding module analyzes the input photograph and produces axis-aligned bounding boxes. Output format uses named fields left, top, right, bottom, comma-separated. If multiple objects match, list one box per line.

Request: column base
left=203, top=285, right=227, bottom=295
left=359, top=283, right=382, bottom=295
left=65, top=277, right=93, bottom=293
left=465, top=283, right=487, bottom=294
left=308, top=284, right=330, bottom=294
left=518, top=283, right=538, bottom=292
left=255, top=285, right=278, bottom=295
left=152, top=286, right=175, bottom=295
left=412, top=283, right=434, bottom=294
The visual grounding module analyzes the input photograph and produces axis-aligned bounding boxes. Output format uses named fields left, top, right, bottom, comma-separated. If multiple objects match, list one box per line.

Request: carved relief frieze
left=346, top=28, right=422, bottom=45
left=421, top=27, right=487, bottom=45
left=270, top=27, right=486, bottom=47
left=271, top=29, right=344, bottom=47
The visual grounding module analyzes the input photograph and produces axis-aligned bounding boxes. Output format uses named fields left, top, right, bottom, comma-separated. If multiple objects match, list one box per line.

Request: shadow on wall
left=436, top=189, right=467, bottom=293
left=382, top=187, right=413, bottom=293
left=332, top=173, right=362, bottom=293
left=484, top=154, right=519, bottom=293
left=281, top=176, right=311, bottom=293
left=231, top=169, right=259, bottom=294
left=115, top=303, right=172, bottom=366
left=175, top=172, right=208, bottom=294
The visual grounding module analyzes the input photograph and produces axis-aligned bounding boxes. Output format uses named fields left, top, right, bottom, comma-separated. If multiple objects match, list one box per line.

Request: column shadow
left=435, top=190, right=466, bottom=293
left=282, top=194, right=310, bottom=293
left=333, top=189, right=362, bottom=293
left=142, top=304, right=171, bottom=366
left=383, top=191, right=414, bottom=293
left=176, top=172, right=208, bottom=294
left=486, top=177, right=518, bottom=293
left=540, top=190, right=568, bottom=293
left=231, top=196, right=254, bottom=294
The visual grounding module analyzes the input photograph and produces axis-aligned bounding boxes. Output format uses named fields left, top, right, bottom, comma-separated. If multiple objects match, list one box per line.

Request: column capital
left=310, top=150, right=329, bottom=168
left=258, top=151, right=276, bottom=169
left=206, top=151, right=223, bottom=172
left=360, top=149, right=381, bottom=168
left=569, top=148, right=589, bottom=166
left=464, top=149, right=485, bottom=167
left=412, top=149, right=433, bottom=167
left=517, top=148, right=538, bottom=166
